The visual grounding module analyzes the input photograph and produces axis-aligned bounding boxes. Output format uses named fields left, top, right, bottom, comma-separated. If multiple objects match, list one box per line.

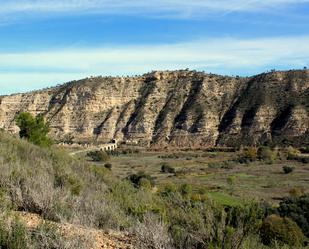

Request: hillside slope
left=0, top=69, right=308, bottom=147
left=0, top=131, right=136, bottom=248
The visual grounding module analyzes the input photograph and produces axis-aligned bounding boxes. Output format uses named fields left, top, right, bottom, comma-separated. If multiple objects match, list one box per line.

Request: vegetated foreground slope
left=1, top=131, right=309, bottom=249
left=0, top=69, right=308, bottom=147
left=0, top=131, right=136, bottom=248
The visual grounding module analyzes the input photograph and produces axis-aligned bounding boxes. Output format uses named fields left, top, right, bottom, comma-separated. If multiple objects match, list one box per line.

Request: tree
left=16, top=112, right=52, bottom=147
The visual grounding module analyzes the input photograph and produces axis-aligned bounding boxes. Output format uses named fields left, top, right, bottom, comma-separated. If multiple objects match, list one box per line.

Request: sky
left=0, top=0, right=308, bottom=95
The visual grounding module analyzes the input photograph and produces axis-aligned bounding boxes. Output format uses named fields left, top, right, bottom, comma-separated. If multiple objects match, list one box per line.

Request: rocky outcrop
left=0, top=70, right=308, bottom=147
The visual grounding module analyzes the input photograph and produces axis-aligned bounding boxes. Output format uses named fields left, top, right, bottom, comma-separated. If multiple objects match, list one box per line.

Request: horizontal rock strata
left=1, top=70, right=308, bottom=147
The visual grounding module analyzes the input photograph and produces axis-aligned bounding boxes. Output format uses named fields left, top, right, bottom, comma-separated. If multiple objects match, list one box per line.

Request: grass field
left=75, top=147, right=309, bottom=206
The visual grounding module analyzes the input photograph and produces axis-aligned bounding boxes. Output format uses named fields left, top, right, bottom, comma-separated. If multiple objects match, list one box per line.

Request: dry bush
left=135, top=213, right=173, bottom=249
left=32, top=222, right=95, bottom=249
left=0, top=132, right=121, bottom=229
left=71, top=190, right=131, bottom=230
left=289, top=187, right=305, bottom=198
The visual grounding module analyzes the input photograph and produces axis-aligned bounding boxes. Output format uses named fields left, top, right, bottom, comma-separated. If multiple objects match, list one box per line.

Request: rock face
left=0, top=70, right=308, bottom=147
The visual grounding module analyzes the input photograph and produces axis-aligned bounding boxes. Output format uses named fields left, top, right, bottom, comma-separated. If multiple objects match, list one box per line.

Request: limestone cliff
left=0, top=70, right=308, bottom=147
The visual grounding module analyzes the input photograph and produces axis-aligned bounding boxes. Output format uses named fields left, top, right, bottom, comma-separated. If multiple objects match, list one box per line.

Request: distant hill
left=0, top=69, right=308, bottom=147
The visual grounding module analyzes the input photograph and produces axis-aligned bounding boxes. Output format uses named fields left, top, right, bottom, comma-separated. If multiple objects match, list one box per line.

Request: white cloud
left=0, top=72, right=86, bottom=95
left=0, top=35, right=308, bottom=94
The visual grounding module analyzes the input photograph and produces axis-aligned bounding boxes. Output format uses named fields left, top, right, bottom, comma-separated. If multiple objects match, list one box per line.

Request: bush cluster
left=161, top=163, right=176, bottom=173
left=238, top=147, right=258, bottom=163
left=283, top=165, right=294, bottom=174
left=257, top=146, right=277, bottom=164
left=237, top=146, right=279, bottom=164
left=127, top=172, right=155, bottom=189
left=104, top=163, right=112, bottom=170
left=260, top=215, right=304, bottom=246
left=87, top=150, right=110, bottom=162
left=278, top=194, right=309, bottom=238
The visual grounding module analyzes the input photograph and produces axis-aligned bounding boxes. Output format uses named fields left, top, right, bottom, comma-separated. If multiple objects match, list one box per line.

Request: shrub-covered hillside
left=0, top=131, right=122, bottom=228
left=0, top=131, right=308, bottom=249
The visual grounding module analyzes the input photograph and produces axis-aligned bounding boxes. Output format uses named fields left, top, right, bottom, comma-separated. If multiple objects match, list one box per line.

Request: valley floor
left=77, top=147, right=309, bottom=205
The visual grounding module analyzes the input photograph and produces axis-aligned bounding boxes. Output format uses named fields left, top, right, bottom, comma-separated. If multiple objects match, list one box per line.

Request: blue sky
left=0, top=0, right=309, bottom=94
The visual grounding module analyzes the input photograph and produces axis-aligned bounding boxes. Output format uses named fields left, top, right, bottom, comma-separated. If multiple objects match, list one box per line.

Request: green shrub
left=138, top=178, right=152, bottom=190
left=91, top=165, right=110, bottom=181
left=161, top=163, right=176, bottom=174
left=104, top=163, right=112, bottom=170
left=238, top=147, right=258, bottom=163
left=278, top=194, right=309, bottom=238
left=107, top=181, right=164, bottom=220
left=258, top=146, right=277, bottom=164
left=260, top=215, right=304, bottom=246
left=164, top=193, right=263, bottom=249
left=158, top=183, right=178, bottom=197
left=0, top=217, right=30, bottom=249
left=53, top=172, right=84, bottom=196
left=282, top=166, right=294, bottom=174
left=227, top=175, right=238, bottom=185
left=67, top=175, right=84, bottom=196
left=223, top=203, right=263, bottom=249
left=179, top=183, right=192, bottom=196
left=87, top=150, right=110, bottom=162
left=127, top=172, right=155, bottom=188
left=16, top=112, right=52, bottom=147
